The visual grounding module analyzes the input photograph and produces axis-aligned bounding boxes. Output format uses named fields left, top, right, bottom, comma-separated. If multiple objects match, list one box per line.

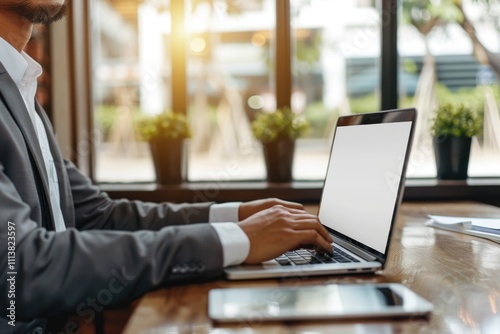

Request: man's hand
left=239, top=198, right=304, bottom=221
left=238, top=205, right=333, bottom=264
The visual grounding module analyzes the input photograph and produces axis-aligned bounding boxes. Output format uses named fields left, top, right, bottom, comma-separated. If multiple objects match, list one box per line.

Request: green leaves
left=251, top=107, right=309, bottom=143
left=430, top=102, right=482, bottom=138
left=136, top=112, right=191, bottom=141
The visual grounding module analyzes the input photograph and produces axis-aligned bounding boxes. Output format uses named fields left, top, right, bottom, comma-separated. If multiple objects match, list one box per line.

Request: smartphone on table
left=208, top=283, right=433, bottom=322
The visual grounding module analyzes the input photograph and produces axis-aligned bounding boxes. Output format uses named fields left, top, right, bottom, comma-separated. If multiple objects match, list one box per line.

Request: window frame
left=59, top=0, right=500, bottom=206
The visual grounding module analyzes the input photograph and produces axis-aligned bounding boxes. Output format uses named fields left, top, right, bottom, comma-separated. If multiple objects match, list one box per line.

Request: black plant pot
left=262, top=139, right=295, bottom=183
left=433, top=136, right=472, bottom=180
left=149, top=138, right=186, bottom=185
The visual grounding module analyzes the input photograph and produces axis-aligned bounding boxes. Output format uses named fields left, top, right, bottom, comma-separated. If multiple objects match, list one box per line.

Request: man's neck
left=0, top=11, right=33, bottom=52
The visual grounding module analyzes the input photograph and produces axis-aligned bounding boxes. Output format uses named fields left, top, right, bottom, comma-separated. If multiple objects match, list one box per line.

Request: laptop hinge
left=335, top=238, right=378, bottom=262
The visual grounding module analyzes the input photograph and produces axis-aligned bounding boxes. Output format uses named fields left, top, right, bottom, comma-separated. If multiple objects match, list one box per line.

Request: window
left=92, top=0, right=161, bottom=182
left=291, top=0, right=381, bottom=180
left=90, top=0, right=385, bottom=183
left=83, top=0, right=499, bottom=192
left=185, top=0, right=275, bottom=181
left=399, top=0, right=500, bottom=178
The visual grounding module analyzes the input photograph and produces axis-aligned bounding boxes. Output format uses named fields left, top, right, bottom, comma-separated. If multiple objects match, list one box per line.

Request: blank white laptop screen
left=319, top=121, right=413, bottom=254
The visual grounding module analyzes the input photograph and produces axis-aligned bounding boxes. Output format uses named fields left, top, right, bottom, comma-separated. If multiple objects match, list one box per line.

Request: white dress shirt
left=0, top=37, right=66, bottom=232
left=210, top=203, right=250, bottom=266
left=0, top=37, right=250, bottom=266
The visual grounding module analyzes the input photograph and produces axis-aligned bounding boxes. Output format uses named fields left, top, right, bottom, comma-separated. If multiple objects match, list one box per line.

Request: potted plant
left=430, top=103, right=482, bottom=180
left=251, top=107, right=309, bottom=182
left=137, top=111, right=191, bottom=185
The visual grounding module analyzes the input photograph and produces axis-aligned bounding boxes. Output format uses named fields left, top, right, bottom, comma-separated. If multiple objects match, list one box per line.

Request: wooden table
left=122, top=201, right=500, bottom=333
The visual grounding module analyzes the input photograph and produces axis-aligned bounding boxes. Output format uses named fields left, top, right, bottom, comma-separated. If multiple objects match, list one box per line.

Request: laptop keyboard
left=275, top=247, right=360, bottom=266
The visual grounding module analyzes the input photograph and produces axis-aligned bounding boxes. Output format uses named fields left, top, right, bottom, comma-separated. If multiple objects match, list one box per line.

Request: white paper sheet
left=428, top=215, right=500, bottom=230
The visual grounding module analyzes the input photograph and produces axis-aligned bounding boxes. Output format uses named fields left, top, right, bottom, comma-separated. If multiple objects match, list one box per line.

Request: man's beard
left=3, top=1, right=67, bottom=25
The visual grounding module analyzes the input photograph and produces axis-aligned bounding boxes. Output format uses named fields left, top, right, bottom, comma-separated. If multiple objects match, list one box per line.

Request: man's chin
left=29, top=4, right=68, bottom=25
left=4, top=2, right=68, bottom=25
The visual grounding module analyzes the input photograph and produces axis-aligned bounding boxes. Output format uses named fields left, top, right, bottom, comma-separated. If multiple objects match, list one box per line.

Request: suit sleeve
left=0, top=164, right=224, bottom=320
left=65, top=160, right=214, bottom=231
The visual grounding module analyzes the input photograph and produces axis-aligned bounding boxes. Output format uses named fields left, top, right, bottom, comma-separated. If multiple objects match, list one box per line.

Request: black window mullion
left=381, top=0, right=399, bottom=111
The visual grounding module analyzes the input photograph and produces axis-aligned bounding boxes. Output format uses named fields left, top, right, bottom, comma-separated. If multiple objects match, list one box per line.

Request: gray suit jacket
left=0, top=62, right=224, bottom=334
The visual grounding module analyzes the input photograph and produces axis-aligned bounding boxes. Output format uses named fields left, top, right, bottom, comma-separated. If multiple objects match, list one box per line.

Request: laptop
left=225, top=108, right=417, bottom=280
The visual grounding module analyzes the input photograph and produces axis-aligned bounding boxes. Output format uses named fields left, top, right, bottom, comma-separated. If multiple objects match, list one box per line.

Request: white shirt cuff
left=210, top=222, right=250, bottom=267
left=209, top=202, right=241, bottom=222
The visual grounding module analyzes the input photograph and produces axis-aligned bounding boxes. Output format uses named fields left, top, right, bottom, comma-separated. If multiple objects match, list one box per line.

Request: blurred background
left=59, top=0, right=499, bottom=183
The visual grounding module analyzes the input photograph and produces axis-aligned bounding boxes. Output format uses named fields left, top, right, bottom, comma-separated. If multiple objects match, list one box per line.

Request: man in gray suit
left=0, top=1, right=333, bottom=333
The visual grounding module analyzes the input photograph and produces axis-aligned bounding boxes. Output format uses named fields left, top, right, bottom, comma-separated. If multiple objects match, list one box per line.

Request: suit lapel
left=0, top=62, right=56, bottom=228
left=35, top=101, right=75, bottom=228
